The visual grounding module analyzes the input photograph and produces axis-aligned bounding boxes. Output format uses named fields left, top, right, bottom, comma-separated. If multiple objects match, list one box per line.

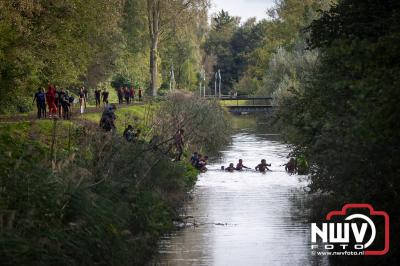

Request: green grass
left=0, top=120, right=78, bottom=170
left=0, top=111, right=200, bottom=266
left=84, top=104, right=156, bottom=135
left=0, top=102, right=155, bottom=148
left=0, top=120, right=73, bottom=147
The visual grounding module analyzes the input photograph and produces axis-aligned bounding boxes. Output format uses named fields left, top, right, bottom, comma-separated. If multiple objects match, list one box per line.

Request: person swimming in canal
left=236, top=159, right=250, bottom=171
left=255, top=159, right=271, bottom=173
left=285, top=158, right=297, bottom=175
left=223, top=163, right=236, bottom=172
left=195, top=155, right=209, bottom=173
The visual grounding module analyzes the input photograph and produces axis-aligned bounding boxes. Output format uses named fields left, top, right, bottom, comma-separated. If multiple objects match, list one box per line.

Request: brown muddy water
left=154, top=127, right=329, bottom=266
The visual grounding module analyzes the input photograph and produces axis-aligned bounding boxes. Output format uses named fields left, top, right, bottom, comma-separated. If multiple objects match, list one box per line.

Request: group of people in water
left=221, top=159, right=272, bottom=173
left=95, top=97, right=302, bottom=175
left=223, top=158, right=299, bottom=174
left=32, top=84, right=305, bottom=176
left=190, top=152, right=209, bottom=172
left=190, top=155, right=300, bottom=174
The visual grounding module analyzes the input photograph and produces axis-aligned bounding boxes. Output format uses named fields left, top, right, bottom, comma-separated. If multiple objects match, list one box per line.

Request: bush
left=151, top=90, right=231, bottom=154
left=0, top=120, right=199, bottom=265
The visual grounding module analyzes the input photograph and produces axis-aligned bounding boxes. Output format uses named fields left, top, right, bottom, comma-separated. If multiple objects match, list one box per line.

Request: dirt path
left=0, top=103, right=144, bottom=123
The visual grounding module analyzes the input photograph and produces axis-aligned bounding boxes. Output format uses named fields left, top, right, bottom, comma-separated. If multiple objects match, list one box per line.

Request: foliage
left=258, top=40, right=320, bottom=103
left=83, top=104, right=153, bottom=136
left=111, top=74, right=133, bottom=89
left=114, top=0, right=151, bottom=90
left=205, top=0, right=328, bottom=95
left=139, top=0, right=210, bottom=95
left=0, top=119, right=199, bottom=265
left=0, top=0, right=124, bottom=114
left=203, top=10, right=240, bottom=94
left=0, top=0, right=209, bottom=113
left=152, top=91, right=231, bottom=154
left=277, top=0, right=400, bottom=264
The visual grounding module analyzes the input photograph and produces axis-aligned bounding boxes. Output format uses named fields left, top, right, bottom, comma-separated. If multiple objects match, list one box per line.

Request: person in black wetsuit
left=225, top=163, right=236, bottom=172
left=190, top=152, right=199, bottom=166
left=123, top=125, right=135, bottom=142
left=285, top=158, right=297, bottom=174
left=236, top=159, right=251, bottom=171
left=100, top=104, right=117, bottom=132
left=255, top=159, right=271, bottom=173
left=195, top=155, right=208, bottom=172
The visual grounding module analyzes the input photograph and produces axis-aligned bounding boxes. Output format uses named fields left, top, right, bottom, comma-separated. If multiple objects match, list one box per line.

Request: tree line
left=230, top=0, right=398, bottom=265
left=0, top=0, right=209, bottom=114
left=205, top=0, right=399, bottom=263
left=203, top=0, right=330, bottom=96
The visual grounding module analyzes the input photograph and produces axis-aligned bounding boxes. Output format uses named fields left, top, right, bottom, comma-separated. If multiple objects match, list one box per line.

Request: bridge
left=207, top=96, right=277, bottom=114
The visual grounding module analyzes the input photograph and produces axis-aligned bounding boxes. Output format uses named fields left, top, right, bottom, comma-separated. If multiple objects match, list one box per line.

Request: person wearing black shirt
left=102, top=89, right=109, bottom=105
left=94, top=88, right=101, bottom=107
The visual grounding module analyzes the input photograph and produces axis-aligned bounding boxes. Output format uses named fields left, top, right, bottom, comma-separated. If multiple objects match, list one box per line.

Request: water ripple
left=154, top=132, right=329, bottom=266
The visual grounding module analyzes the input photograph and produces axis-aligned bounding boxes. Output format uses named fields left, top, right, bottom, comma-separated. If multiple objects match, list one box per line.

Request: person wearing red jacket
left=46, top=84, right=58, bottom=118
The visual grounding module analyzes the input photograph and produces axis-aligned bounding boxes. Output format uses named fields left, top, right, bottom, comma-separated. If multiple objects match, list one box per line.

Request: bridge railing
left=205, top=95, right=274, bottom=107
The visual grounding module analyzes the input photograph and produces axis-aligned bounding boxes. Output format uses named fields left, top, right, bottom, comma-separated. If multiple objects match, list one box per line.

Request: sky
left=209, top=0, right=276, bottom=23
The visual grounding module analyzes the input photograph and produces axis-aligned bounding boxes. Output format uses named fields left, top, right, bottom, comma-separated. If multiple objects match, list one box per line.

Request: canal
left=155, top=120, right=328, bottom=266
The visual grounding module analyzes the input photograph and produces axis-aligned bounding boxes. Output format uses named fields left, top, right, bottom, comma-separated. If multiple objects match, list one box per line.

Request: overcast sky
left=209, top=0, right=276, bottom=23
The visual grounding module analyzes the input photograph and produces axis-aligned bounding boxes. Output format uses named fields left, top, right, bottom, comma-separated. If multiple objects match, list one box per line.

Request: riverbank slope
left=0, top=104, right=198, bottom=265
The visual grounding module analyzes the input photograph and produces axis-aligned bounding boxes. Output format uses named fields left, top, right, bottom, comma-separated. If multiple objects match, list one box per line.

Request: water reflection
left=155, top=130, right=328, bottom=266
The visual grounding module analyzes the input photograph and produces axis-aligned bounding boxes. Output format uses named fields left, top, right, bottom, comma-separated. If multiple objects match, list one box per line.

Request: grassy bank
left=0, top=107, right=198, bottom=265
left=83, top=103, right=155, bottom=136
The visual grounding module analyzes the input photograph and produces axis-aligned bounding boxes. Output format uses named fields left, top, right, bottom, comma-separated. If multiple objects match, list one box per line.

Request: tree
left=230, top=18, right=268, bottom=94
left=159, top=6, right=208, bottom=91
left=152, top=91, right=230, bottom=153
left=145, top=0, right=209, bottom=96
left=0, top=0, right=124, bottom=113
left=203, top=10, right=239, bottom=94
left=278, top=1, right=400, bottom=263
left=113, top=0, right=151, bottom=89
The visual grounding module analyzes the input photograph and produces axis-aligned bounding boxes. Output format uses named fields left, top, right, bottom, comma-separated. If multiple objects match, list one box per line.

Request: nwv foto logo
left=310, top=204, right=389, bottom=256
